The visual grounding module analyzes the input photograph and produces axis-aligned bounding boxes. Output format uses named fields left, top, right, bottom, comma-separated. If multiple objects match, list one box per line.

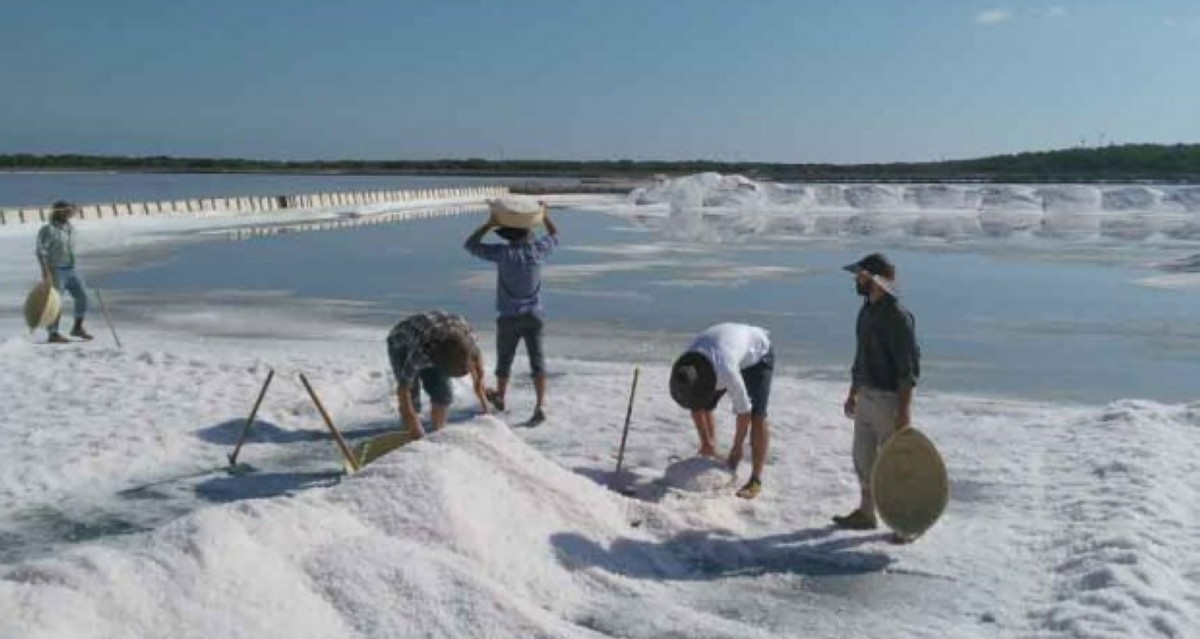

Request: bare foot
left=698, top=445, right=718, bottom=458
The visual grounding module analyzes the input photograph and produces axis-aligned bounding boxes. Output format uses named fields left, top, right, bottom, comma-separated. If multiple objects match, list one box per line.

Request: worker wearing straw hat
left=670, top=323, right=775, bottom=499
left=464, top=198, right=559, bottom=427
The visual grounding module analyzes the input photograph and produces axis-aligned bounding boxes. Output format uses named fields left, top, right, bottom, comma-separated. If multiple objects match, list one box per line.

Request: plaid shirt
left=386, top=311, right=477, bottom=385
left=36, top=222, right=76, bottom=268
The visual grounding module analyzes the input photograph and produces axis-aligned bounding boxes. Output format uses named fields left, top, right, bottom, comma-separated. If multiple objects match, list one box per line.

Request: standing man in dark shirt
left=834, top=253, right=921, bottom=530
left=464, top=205, right=559, bottom=426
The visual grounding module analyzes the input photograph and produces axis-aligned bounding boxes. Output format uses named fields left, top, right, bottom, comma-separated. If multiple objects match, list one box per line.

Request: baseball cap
left=842, top=252, right=894, bottom=277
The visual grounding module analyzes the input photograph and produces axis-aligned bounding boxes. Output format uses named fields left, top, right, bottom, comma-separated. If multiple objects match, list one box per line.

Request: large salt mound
left=0, top=419, right=803, bottom=638
left=627, top=174, right=1200, bottom=245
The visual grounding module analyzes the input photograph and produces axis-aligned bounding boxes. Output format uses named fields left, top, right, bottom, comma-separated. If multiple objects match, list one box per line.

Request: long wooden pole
left=613, top=367, right=641, bottom=478
left=299, top=373, right=360, bottom=473
left=94, top=288, right=122, bottom=349
left=227, top=368, right=274, bottom=466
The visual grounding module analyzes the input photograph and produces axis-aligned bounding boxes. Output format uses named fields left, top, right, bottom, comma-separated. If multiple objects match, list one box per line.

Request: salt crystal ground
left=0, top=195, right=1197, bottom=638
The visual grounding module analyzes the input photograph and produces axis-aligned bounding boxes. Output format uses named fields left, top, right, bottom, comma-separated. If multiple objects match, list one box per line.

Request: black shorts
left=700, top=349, right=774, bottom=417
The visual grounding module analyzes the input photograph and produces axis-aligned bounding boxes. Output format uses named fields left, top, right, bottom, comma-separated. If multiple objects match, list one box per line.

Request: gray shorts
left=495, top=313, right=545, bottom=378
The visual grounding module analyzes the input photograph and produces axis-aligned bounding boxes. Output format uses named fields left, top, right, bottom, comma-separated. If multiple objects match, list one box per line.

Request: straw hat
left=24, top=280, right=61, bottom=331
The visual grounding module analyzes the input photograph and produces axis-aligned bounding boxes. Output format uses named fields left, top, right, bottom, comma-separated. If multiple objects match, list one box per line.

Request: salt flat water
left=101, top=198, right=1200, bottom=404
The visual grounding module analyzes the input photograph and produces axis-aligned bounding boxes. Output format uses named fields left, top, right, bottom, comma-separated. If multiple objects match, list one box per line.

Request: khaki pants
left=853, top=388, right=900, bottom=490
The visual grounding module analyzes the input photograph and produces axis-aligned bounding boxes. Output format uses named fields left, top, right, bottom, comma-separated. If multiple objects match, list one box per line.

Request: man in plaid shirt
left=387, top=310, right=489, bottom=438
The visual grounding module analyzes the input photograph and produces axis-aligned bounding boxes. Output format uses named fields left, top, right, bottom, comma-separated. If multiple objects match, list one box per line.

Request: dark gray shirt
left=852, top=295, right=920, bottom=392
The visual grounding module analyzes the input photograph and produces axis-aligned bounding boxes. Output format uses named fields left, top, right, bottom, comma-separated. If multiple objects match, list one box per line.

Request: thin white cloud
left=1045, top=5, right=1067, bottom=18
left=974, top=9, right=1014, bottom=25
left=1163, top=16, right=1200, bottom=29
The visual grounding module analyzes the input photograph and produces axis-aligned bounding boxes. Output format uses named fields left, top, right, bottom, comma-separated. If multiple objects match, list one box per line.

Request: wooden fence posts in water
left=0, top=186, right=508, bottom=225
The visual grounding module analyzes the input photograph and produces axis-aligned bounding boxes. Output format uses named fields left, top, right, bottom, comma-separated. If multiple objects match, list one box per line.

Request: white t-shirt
left=685, top=323, right=772, bottom=415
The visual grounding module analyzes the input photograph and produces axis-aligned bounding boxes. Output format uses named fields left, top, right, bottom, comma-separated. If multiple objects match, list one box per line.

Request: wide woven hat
left=488, top=196, right=544, bottom=229
left=24, top=280, right=61, bottom=331
left=669, top=352, right=717, bottom=410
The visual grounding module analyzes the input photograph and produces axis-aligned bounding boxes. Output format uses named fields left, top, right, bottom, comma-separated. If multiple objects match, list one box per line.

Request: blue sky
left=1, top=1, right=1197, bottom=163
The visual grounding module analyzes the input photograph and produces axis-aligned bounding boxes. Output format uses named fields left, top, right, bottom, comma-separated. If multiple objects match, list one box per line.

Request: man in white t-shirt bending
left=670, top=323, right=775, bottom=499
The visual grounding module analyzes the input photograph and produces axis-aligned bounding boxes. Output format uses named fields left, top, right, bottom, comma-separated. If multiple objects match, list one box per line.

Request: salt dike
left=0, top=192, right=1196, bottom=638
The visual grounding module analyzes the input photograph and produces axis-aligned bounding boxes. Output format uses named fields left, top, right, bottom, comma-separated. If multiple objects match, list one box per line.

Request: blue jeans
left=49, top=267, right=88, bottom=336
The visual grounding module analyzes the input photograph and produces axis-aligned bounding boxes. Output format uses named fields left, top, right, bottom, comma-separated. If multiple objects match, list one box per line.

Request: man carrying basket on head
left=464, top=196, right=559, bottom=427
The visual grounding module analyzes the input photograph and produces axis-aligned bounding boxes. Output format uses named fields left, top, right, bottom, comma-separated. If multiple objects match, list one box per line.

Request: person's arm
left=719, top=360, right=753, bottom=418
left=847, top=305, right=865, bottom=419
left=531, top=208, right=559, bottom=259
left=887, top=310, right=920, bottom=429
left=541, top=204, right=558, bottom=237
left=464, top=219, right=502, bottom=261
left=391, top=331, right=427, bottom=436
left=397, top=384, right=424, bottom=439
left=896, top=384, right=913, bottom=430
left=844, top=382, right=859, bottom=419
left=728, top=411, right=752, bottom=470
left=35, top=227, right=53, bottom=282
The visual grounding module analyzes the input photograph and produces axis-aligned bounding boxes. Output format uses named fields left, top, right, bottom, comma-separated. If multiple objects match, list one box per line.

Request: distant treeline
left=3, top=144, right=1199, bottom=182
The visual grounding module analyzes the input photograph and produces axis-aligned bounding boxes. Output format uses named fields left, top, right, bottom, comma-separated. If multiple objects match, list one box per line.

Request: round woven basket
left=870, top=427, right=949, bottom=539
left=24, top=280, right=62, bottom=331
left=488, top=197, right=544, bottom=229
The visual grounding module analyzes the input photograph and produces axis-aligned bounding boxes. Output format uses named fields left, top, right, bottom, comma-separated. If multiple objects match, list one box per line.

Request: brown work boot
left=47, top=333, right=70, bottom=344
left=70, top=319, right=93, bottom=341
left=832, top=509, right=878, bottom=530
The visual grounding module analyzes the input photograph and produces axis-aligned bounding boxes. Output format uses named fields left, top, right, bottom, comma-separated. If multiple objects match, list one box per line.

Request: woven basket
left=24, top=280, right=61, bottom=331
left=487, top=197, right=544, bottom=229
